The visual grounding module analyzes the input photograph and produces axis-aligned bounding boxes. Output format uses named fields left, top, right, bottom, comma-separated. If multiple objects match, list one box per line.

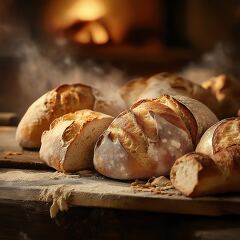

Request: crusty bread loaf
left=172, top=117, right=240, bottom=197
left=16, top=83, right=123, bottom=149
left=119, top=72, right=217, bottom=112
left=157, top=95, right=218, bottom=144
left=170, top=146, right=240, bottom=197
left=172, top=95, right=219, bottom=143
left=40, top=110, right=113, bottom=172
left=94, top=95, right=218, bottom=180
left=196, top=117, right=240, bottom=155
left=202, top=74, right=240, bottom=118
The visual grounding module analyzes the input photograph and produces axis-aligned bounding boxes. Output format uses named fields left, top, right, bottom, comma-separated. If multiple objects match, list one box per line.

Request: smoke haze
left=10, top=39, right=129, bottom=115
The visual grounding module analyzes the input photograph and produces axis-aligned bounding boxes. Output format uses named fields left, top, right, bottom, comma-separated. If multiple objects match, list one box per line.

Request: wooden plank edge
left=0, top=186, right=240, bottom=216
left=0, top=160, right=52, bottom=170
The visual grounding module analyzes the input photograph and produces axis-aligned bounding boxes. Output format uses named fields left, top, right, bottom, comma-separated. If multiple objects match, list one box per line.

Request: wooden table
left=1, top=127, right=240, bottom=240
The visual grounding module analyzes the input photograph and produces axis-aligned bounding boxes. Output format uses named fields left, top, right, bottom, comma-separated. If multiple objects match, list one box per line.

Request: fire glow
left=45, top=0, right=109, bottom=45
left=68, top=0, right=106, bottom=21
left=73, top=22, right=109, bottom=44
left=44, top=0, right=163, bottom=46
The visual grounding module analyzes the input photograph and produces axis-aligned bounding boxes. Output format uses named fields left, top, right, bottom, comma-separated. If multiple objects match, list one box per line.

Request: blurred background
left=0, top=0, right=240, bottom=117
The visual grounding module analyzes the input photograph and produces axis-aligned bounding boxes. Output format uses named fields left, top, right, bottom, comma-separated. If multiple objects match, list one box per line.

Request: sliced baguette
left=170, top=146, right=240, bottom=197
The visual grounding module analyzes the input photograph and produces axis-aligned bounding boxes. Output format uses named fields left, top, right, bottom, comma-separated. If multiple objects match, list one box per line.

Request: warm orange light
left=74, top=22, right=109, bottom=44
left=66, top=0, right=106, bottom=22
left=74, top=29, right=91, bottom=44
left=45, top=0, right=107, bottom=30
left=91, top=22, right=109, bottom=44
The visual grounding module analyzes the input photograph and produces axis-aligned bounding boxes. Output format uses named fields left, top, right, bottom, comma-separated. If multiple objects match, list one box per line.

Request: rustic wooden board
left=1, top=168, right=240, bottom=216
left=0, top=127, right=50, bottom=169
left=1, top=126, right=240, bottom=216
left=0, top=151, right=52, bottom=170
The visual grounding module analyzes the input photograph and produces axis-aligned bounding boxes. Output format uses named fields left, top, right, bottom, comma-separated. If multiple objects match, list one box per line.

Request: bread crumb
left=75, top=169, right=95, bottom=177
left=3, top=151, right=23, bottom=159
left=131, top=176, right=182, bottom=196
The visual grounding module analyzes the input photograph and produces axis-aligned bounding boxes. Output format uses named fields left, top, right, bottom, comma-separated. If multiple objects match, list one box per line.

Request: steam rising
left=16, top=40, right=128, bottom=115
left=181, top=42, right=240, bottom=83
left=4, top=38, right=240, bottom=116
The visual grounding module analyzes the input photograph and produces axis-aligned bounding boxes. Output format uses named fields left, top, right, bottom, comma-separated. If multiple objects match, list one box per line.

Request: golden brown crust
left=131, top=99, right=190, bottom=139
left=16, top=93, right=51, bottom=149
left=212, top=117, right=240, bottom=154
left=120, top=73, right=197, bottom=103
left=156, top=95, right=197, bottom=145
left=173, top=95, right=218, bottom=143
left=212, top=145, right=240, bottom=175
left=109, top=110, right=149, bottom=169
left=46, top=84, right=95, bottom=120
left=120, top=72, right=217, bottom=112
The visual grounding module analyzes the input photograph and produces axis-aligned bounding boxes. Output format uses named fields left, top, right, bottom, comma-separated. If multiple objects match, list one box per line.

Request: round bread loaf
left=196, top=117, right=240, bottom=155
left=119, top=72, right=217, bottom=112
left=94, top=95, right=218, bottom=180
left=16, top=83, right=122, bottom=149
left=40, top=110, right=113, bottom=172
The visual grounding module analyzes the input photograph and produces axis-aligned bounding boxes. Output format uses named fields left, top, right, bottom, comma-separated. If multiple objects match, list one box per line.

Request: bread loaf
left=171, top=117, right=240, bottom=197
left=120, top=73, right=217, bottom=112
left=170, top=146, right=240, bottom=197
left=16, top=83, right=122, bottom=149
left=94, top=95, right=218, bottom=180
left=40, top=110, right=113, bottom=172
left=201, top=75, right=240, bottom=118
left=158, top=95, right=218, bottom=144
left=196, top=117, right=240, bottom=155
